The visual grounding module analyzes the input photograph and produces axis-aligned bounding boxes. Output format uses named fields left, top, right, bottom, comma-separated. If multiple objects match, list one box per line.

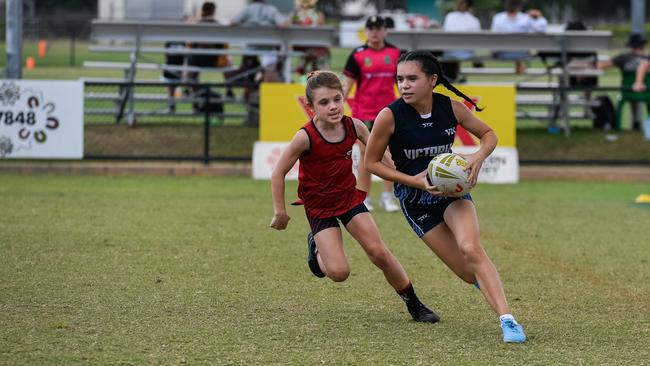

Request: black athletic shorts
left=306, top=202, right=369, bottom=236
left=187, top=55, right=219, bottom=68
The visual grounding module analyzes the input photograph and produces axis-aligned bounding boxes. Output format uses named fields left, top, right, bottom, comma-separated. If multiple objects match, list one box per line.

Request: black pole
left=631, top=0, right=646, bottom=36
left=6, top=0, right=23, bottom=79
left=69, top=32, right=76, bottom=67
left=203, top=86, right=210, bottom=165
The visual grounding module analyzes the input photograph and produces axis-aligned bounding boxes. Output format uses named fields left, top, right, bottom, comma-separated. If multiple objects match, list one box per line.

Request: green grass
left=1, top=175, right=649, bottom=364
left=517, top=128, right=650, bottom=161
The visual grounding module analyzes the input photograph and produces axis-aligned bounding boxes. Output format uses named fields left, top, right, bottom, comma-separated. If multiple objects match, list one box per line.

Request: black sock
left=396, top=282, right=419, bottom=305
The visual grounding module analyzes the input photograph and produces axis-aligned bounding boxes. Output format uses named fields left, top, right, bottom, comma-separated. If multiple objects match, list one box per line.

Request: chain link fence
left=84, top=81, right=258, bottom=163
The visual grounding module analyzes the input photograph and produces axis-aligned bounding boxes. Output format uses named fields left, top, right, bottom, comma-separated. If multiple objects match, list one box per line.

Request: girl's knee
left=459, top=241, right=485, bottom=264
left=327, top=266, right=350, bottom=282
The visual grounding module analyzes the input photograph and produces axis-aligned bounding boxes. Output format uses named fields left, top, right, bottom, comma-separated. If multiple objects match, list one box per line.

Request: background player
left=343, top=16, right=401, bottom=213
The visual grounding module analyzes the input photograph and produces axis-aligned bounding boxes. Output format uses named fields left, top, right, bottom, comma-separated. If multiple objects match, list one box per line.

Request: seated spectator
left=290, top=0, right=330, bottom=75
left=596, top=33, right=650, bottom=130
left=443, top=0, right=481, bottom=60
left=162, top=41, right=185, bottom=112
left=442, top=0, right=481, bottom=81
left=232, top=0, right=289, bottom=82
left=185, top=2, right=230, bottom=84
left=491, top=0, right=547, bottom=74
left=538, top=21, right=599, bottom=101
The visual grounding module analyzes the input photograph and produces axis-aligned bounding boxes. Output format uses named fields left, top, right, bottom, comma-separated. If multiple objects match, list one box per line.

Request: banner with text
left=0, top=80, right=84, bottom=159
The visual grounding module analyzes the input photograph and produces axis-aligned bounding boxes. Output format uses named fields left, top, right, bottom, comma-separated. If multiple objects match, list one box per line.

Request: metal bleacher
left=87, top=20, right=612, bottom=132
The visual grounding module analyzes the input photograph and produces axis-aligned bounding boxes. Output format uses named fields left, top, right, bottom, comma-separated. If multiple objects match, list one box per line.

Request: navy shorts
left=306, top=203, right=369, bottom=235
left=401, top=194, right=472, bottom=237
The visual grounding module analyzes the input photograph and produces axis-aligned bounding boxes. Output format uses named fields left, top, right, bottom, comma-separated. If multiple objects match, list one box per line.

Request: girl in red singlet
left=270, top=71, right=438, bottom=323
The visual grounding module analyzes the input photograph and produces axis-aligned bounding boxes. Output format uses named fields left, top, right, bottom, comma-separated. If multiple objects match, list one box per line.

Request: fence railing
left=84, top=80, right=257, bottom=164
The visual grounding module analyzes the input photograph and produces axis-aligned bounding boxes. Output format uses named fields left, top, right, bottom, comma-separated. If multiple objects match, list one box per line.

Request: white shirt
left=443, top=11, right=481, bottom=32
left=490, top=11, right=547, bottom=33
left=232, top=3, right=286, bottom=27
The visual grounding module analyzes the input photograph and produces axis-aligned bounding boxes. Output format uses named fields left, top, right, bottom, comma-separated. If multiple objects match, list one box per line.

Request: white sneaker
left=380, top=192, right=400, bottom=213
left=363, top=197, right=374, bottom=212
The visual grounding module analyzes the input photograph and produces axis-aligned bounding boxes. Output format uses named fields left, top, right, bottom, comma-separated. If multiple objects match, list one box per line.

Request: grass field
left=1, top=175, right=649, bottom=364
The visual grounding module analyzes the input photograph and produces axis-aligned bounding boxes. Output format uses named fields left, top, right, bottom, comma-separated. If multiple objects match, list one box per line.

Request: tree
left=34, top=0, right=96, bottom=14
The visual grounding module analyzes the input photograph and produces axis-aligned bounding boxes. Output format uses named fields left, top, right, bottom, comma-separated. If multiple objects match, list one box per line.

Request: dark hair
left=566, top=20, right=587, bottom=31
left=201, top=2, right=216, bottom=16
left=505, top=0, right=523, bottom=13
left=305, top=71, right=344, bottom=104
left=459, top=0, right=474, bottom=10
left=626, top=33, right=647, bottom=48
left=397, top=50, right=483, bottom=111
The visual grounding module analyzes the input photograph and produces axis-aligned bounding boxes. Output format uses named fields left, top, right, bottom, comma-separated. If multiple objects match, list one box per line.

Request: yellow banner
left=438, top=84, right=516, bottom=148
left=260, top=83, right=516, bottom=147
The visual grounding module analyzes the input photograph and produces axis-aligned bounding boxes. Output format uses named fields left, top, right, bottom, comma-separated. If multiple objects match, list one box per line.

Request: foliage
left=32, top=0, right=96, bottom=14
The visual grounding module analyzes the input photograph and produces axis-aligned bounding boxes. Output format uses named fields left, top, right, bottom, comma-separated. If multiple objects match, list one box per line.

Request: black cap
left=626, top=33, right=647, bottom=48
left=384, top=16, right=395, bottom=29
left=365, top=16, right=385, bottom=29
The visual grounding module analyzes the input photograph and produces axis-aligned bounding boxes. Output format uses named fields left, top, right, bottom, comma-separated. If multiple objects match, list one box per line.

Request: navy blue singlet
left=388, top=92, right=463, bottom=207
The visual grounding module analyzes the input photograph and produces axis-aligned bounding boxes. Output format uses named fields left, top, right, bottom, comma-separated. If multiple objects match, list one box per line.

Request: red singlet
left=343, top=43, right=401, bottom=121
left=297, top=116, right=366, bottom=218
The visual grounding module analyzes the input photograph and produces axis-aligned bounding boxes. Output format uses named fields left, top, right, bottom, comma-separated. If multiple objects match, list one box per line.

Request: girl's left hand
left=458, top=153, right=484, bottom=188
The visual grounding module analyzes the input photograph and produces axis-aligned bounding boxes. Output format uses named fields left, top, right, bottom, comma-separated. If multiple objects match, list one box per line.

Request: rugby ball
left=426, top=153, right=472, bottom=197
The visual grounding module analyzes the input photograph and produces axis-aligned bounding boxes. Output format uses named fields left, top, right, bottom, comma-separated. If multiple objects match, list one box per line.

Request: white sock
left=499, top=314, right=515, bottom=323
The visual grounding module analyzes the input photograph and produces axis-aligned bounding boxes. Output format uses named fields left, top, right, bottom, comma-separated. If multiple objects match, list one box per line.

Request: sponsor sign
left=0, top=80, right=84, bottom=159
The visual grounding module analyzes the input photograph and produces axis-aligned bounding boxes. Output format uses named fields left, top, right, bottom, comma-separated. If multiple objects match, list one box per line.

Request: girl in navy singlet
left=270, top=71, right=438, bottom=323
left=364, top=51, right=527, bottom=343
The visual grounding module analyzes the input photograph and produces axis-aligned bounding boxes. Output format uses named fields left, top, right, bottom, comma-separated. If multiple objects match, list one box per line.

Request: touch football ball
left=426, top=153, right=472, bottom=197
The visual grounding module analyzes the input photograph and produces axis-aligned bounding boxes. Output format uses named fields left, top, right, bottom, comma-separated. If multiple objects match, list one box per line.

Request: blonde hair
left=304, top=71, right=343, bottom=104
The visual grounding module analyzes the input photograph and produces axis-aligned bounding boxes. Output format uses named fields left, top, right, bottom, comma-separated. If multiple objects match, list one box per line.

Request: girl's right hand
left=270, top=212, right=290, bottom=230
left=415, top=170, right=444, bottom=196
left=633, top=81, right=646, bottom=92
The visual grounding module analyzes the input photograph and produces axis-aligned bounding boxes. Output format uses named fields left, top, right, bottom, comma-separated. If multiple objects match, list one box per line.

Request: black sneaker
left=307, top=232, right=325, bottom=278
left=406, top=300, right=440, bottom=323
